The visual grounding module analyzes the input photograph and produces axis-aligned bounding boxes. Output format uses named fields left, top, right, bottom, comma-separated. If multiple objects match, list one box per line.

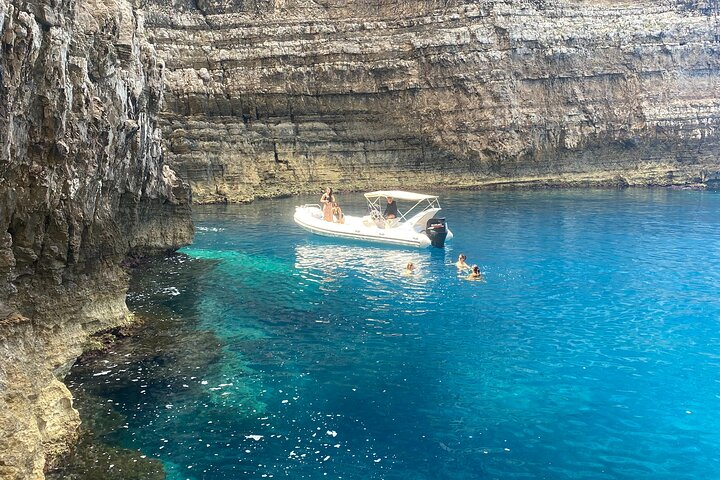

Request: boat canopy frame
left=364, top=190, right=441, bottom=224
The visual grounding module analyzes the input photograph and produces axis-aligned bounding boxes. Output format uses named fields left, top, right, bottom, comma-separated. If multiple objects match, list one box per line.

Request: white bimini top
left=363, top=190, right=439, bottom=201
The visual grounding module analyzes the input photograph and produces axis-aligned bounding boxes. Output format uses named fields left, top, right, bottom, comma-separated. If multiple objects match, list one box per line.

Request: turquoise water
left=67, top=189, right=720, bottom=479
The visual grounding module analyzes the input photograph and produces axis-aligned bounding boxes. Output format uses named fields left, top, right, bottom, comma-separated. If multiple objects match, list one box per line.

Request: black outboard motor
left=426, top=218, right=448, bottom=248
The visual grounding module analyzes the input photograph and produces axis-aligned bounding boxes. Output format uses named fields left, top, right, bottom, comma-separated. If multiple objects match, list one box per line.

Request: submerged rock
left=46, top=392, right=165, bottom=480
left=52, top=254, right=265, bottom=479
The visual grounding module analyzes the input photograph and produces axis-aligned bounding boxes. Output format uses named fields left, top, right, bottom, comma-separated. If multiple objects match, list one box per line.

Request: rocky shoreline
left=0, top=0, right=192, bottom=475
left=46, top=252, right=224, bottom=480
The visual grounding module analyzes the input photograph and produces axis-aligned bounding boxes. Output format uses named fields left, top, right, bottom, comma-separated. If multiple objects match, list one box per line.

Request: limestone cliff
left=146, top=0, right=720, bottom=203
left=0, top=0, right=193, bottom=477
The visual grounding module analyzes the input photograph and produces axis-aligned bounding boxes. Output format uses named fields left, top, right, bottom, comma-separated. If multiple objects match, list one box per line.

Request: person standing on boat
left=384, top=196, right=399, bottom=219
left=321, top=187, right=335, bottom=222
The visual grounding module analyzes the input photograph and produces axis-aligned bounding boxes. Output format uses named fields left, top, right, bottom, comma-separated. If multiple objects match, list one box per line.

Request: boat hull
left=293, top=205, right=452, bottom=248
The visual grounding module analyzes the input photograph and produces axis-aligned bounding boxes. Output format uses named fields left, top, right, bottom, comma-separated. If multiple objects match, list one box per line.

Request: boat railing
left=365, top=195, right=441, bottom=224
left=299, top=203, right=322, bottom=209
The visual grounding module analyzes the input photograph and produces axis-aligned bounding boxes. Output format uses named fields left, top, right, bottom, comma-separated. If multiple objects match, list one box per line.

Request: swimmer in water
left=403, top=262, right=415, bottom=276
left=466, top=264, right=484, bottom=281
left=455, top=253, right=471, bottom=272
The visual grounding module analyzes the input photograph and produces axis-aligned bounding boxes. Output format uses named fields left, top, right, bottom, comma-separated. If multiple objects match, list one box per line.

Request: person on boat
left=403, top=262, right=415, bottom=276
left=332, top=202, right=345, bottom=224
left=384, top=196, right=399, bottom=219
left=455, top=254, right=471, bottom=272
left=466, top=265, right=484, bottom=281
left=320, top=187, right=335, bottom=222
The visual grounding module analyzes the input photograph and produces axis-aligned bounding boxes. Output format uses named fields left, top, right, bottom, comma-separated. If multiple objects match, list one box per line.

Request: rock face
left=146, top=0, right=720, bottom=203
left=0, top=0, right=193, bottom=476
left=0, top=0, right=718, bottom=476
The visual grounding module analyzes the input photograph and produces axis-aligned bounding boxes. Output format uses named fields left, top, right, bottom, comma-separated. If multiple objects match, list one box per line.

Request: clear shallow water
left=67, top=189, right=720, bottom=479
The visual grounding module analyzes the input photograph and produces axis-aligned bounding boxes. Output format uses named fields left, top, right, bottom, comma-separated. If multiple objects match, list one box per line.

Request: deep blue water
left=68, top=189, right=720, bottom=479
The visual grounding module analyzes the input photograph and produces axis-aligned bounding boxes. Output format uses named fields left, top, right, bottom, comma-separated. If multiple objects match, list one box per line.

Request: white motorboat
left=293, top=190, right=453, bottom=248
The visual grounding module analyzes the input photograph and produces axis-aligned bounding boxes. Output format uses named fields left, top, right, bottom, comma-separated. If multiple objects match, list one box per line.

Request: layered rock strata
left=0, top=0, right=193, bottom=477
left=146, top=0, right=720, bottom=203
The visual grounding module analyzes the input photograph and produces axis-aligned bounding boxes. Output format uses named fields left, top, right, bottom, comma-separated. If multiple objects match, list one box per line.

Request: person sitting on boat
left=320, top=187, right=335, bottom=222
left=384, top=196, right=399, bottom=219
left=466, top=265, right=484, bottom=281
left=332, top=202, right=345, bottom=224
left=456, top=254, right=471, bottom=272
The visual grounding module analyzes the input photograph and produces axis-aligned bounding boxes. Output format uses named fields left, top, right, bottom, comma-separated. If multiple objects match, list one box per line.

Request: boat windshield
left=364, top=190, right=441, bottom=223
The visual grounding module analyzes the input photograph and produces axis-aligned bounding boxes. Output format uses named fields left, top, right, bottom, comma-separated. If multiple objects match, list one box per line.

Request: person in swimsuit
left=455, top=253, right=471, bottom=272
left=466, top=265, right=484, bottom=281
left=403, top=262, right=415, bottom=276
left=332, top=203, right=345, bottom=224
left=320, top=187, right=335, bottom=222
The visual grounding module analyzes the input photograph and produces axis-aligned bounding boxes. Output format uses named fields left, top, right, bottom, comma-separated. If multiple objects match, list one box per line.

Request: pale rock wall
left=0, top=0, right=193, bottom=476
left=146, top=0, right=720, bottom=203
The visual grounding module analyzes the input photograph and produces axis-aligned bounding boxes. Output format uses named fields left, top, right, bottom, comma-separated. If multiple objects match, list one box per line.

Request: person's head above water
left=325, top=187, right=333, bottom=196
left=406, top=262, right=414, bottom=270
left=458, top=254, right=467, bottom=262
left=472, top=265, right=480, bottom=274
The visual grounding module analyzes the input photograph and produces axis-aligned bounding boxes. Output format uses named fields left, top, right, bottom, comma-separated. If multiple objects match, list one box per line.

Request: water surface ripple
left=68, top=189, right=720, bottom=479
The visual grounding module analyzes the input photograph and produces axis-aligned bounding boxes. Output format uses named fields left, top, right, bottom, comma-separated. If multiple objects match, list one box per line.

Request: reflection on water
left=294, top=244, right=433, bottom=302
left=62, top=189, right=720, bottom=480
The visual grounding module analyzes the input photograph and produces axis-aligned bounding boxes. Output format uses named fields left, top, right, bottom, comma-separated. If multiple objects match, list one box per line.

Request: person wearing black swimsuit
left=384, top=196, right=399, bottom=219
